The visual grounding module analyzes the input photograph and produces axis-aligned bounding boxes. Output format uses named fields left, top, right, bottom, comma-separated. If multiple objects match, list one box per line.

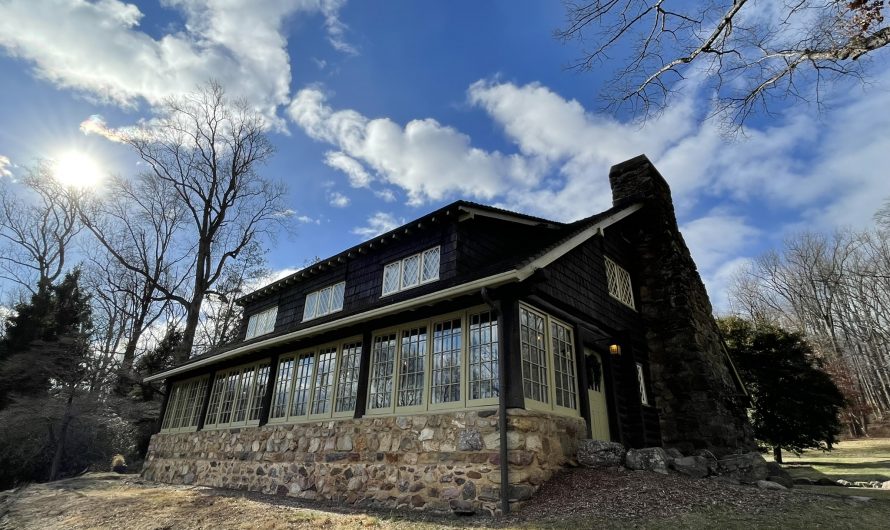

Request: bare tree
left=559, top=1, right=890, bottom=127
left=85, top=81, right=288, bottom=363
left=0, top=162, right=81, bottom=297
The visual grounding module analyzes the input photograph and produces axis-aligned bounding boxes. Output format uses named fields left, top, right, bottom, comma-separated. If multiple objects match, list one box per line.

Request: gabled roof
left=145, top=200, right=643, bottom=383
left=238, top=200, right=563, bottom=305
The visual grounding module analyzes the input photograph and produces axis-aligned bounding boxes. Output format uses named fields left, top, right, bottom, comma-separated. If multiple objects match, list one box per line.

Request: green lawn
left=776, top=438, right=890, bottom=484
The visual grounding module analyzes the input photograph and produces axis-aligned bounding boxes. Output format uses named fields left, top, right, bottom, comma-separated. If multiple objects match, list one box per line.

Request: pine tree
left=719, top=317, right=845, bottom=463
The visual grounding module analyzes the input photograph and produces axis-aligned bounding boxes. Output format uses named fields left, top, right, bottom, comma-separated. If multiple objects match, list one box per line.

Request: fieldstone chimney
left=609, top=155, right=754, bottom=455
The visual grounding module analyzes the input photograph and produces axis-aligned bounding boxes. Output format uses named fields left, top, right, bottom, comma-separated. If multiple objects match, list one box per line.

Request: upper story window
left=246, top=306, right=277, bottom=339
left=518, top=303, right=580, bottom=416
left=604, top=257, right=635, bottom=309
left=303, top=281, right=346, bottom=321
left=382, top=246, right=440, bottom=296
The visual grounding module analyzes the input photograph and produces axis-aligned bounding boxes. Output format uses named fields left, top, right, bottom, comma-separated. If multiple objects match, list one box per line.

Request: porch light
left=609, top=343, right=622, bottom=356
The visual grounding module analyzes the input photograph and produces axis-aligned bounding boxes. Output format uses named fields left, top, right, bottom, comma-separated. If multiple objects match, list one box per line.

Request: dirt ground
left=3, top=466, right=890, bottom=530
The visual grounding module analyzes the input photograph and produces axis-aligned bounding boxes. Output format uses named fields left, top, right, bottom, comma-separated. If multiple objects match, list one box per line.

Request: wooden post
left=196, top=370, right=216, bottom=431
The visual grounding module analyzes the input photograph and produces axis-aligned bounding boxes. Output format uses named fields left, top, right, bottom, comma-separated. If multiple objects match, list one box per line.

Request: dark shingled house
left=142, top=155, right=753, bottom=514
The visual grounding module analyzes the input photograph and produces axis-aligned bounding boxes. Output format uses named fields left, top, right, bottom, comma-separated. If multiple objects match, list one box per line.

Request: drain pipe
left=481, top=287, right=509, bottom=515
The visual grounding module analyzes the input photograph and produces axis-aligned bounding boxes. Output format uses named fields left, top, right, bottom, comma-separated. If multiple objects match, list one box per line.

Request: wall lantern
left=609, top=343, right=622, bottom=356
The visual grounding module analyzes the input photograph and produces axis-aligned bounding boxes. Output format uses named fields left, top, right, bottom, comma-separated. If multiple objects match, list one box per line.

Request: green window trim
left=160, top=375, right=209, bottom=433
left=203, top=359, right=271, bottom=431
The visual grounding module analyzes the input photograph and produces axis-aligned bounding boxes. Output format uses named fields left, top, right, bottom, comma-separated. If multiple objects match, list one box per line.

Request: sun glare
left=53, top=151, right=104, bottom=189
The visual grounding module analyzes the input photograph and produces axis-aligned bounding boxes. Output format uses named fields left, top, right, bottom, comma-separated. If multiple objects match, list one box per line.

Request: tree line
left=0, top=82, right=289, bottom=488
left=729, top=206, right=890, bottom=436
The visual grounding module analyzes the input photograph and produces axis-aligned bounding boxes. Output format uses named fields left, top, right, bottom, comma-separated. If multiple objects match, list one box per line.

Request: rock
left=418, top=428, right=435, bottom=441
left=815, top=477, right=837, bottom=486
left=182, top=472, right=195, bottom=485
left=336, top=436, right=353, bottom=451
left=715, top=452, right=769, bottom=483
left=836, top=479, right=853, bottom=487
left=845, top=496, right=873, bottom=503
left=577, top=440, right=626, bottom=469
left=671, top=456, right=709, bottom=479
left=882, top=480, right=890, bottom=490
left=450, top=499, right=475, bottom=515
left=756, top=480, right=787, bottom=491
left=666, top=448, right=684, bottom=459
left=458, top=429, right=483, bottom=451
left=793, top=477, right=814, bottom=485
left=625, top=447, right=670, bottom=474
left=767, top=475, right=794, bottom=489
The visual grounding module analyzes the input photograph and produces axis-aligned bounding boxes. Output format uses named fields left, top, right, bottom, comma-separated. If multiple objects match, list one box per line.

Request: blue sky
left=1, top=0, right=889, bottom=311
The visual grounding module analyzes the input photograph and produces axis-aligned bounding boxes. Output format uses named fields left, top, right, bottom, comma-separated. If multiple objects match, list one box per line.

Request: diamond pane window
left=246, top=306, right=277, bottom=339
left=382, top=263, right=401, bottom=295
left=421, top=247, right=440, bottom=282
left=401, top=255, right=420, bottom=288
left=330, top=282, right=345, bottom=312
left=248, top=363, right=270, bottom=421
left=270, top=357, right=294, bottom=419
left=397, top=326, right=427, bottom=407
left=203, top=360, right=270, bottom=429
left=302, top=282, right=346, bottom=321
left=605, top=257, right=635, bottom=309
left=381, top=247, right=440, bottom=296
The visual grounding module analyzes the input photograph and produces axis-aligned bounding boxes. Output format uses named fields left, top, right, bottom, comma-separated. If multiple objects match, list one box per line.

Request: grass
left=776, top=438, right=890, bottom=483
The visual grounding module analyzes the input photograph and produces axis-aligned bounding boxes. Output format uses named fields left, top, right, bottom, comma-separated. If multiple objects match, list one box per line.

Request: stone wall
left=142, top=408, right=585, bottom=514
left=608, top=155, right=755, bottom=456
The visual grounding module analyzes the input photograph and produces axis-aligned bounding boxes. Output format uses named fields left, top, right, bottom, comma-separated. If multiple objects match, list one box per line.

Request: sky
left=0, top=0, right=889, bottom=311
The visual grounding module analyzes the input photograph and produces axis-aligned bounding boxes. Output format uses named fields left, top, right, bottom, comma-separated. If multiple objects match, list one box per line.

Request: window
left=468, top=311, right=498, bottom=402
left=160, top=376, right=209, bottom=433
left=519, top=304, right=580, bottom=415
left=636, top=362, right=649, bottom=406
left=605, top=257, right=635, bottom=309
left=246, top=306, right=277, bottom=339
left=367, top=308, right=495, bottom=415
left=204, top=360, right=271, bottom=429
left=381, top=246, right=440, bottom=296
left=268, top=338, right=363, bottom=423
left=303, top=282, right=346, bottom=321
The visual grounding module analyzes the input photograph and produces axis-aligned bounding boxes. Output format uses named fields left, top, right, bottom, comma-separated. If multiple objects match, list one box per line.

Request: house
left=142, top=155, right=753, bottom=514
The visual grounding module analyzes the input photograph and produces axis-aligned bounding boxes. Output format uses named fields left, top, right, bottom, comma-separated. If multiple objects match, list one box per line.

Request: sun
left=53, top=151, right=104, bottom=189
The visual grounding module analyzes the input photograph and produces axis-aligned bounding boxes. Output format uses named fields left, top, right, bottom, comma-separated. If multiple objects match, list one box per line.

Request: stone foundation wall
left=142, top=408, right=585, bottom=514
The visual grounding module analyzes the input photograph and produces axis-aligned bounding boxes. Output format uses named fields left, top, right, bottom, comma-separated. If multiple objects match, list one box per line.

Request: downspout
left=481, top=287, right=509, bottom=515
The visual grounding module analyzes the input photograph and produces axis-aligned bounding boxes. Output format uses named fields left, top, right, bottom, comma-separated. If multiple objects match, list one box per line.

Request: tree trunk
left=175, top=295, right=203, bottom=364
left=773, top=446, right=783, bottom=464
left=49, top=388, right=75, bottom=481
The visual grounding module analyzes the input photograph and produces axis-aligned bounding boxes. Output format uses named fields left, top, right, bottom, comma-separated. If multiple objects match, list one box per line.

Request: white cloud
left=0, top=0, right=352, bottom=124
left=324, top=151, right=373, bottom=187
left=352, top=211, right=404, bottom=239
left=374, top=188, right=397, bottom=202
left=328, top=190, right=350, bottom=207
left=296, top=214, right=320, bottom=224
left=288, top=88, right=540, bottom=206
left=0, top=155, right=12, bottom=178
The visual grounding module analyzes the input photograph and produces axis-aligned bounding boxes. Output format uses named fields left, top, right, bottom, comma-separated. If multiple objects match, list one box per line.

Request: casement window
left=367, top=308, right=498, bottom=415
left=381, top=246, right=440, bottom=296
left=636, top=362, right=650, bottom=406
left=519, top=304, right=580, bottom=416
left=268, top=338, right=363, bottom=423
left=246, top=306, right=278, bottom=339
left=302, top=281, right=346, bottom=321
left=604, top=257, right=635, bottom=309
left=203, top=360, right=271, bottom=430
left=160, top=376, right=209, bottom=433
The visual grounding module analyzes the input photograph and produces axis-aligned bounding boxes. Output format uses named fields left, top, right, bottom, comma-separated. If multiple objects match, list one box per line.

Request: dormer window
left=246, top=306, right=277, bottom=339
left=382, top=246, right=440, bottom=296
left=303, top=281, right=346, bottom=321
left=604, top=256, right=635, bottom=309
